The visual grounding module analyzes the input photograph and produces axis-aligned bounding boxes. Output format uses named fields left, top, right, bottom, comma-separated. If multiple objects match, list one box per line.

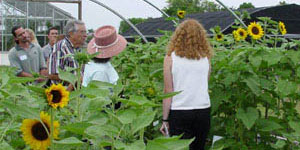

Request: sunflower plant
left=1, top=14, right=299, bottom=150
left=232, top=30, right=241, bottom=41
left=247, top=21, right=264, bottom=40
left=45, top=84, right=69, bottom=109
left=208, top=18, right=300, bottom=150
left=20, top=111, right=59, bottom=150
left=236, top=28, right=248, bottom=40
left=177, top=10, right=186, bottom=19
left=279, top=21, right=287, bottom=35
left=215, top=33, right=224, bottom=41
left=0, top=33, right=192, bottom=150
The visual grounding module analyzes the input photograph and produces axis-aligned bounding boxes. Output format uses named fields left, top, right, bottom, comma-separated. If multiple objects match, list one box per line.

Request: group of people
left=8, top=20, right=126, bottom=90
left=8, top=18, right=213, bottom=150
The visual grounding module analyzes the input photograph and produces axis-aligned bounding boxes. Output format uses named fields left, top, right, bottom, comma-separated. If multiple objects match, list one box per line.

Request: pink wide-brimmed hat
left=87, top=25, right=127, bottom=58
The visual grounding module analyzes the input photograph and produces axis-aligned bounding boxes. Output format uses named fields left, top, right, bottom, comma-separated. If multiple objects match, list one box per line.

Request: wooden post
left=78, top=0, right=82, bottom=20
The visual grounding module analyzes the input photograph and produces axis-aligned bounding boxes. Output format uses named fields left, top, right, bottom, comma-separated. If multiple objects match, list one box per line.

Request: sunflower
left=247, top=22, right=264, bottom=40
left=177, top=10, right=186, bottom=19
left=215, top=33, right=224, bottom=41
left=233, top=30, right=241, bottom=41
left=21, top=111, right=59, bottom=150
left=236, top=28, right=248, bottom=40
left=45, top=84, right=69, bottom=109
left=279, top=21, right=287, bottom=35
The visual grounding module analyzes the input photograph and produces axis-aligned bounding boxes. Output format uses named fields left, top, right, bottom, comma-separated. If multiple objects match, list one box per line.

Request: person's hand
left=160, top=121, right=169, bottom=136
left=35, top=77, right=46, bottom=83
left=67, top=84, right=74, bottom=91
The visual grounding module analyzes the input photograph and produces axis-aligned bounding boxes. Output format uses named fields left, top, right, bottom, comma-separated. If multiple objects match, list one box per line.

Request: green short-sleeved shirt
left=8, top=43, right=47, bottom=75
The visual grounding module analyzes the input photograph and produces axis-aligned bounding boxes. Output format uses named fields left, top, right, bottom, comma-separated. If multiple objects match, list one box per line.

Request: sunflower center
left=239, top=31, right=244, bottom=36
left=51, top=90, right=62, bottom=103
left=252, top=27, right=259, bottom=35
left=31, top=122, right=50, bottom=141
left=217, top=35, right=222, bottom=39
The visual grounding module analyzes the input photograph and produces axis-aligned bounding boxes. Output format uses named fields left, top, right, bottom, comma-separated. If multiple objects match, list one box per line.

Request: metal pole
left=89, top=0, right=148, bottom=43
left=215, top=0, right=247, bottom=28
left=52, top=5, right=54, bottom=28
left=26, top=1, right=28, bottom=28
left=1, top=0, right=3, bottom=52
left=26, top=0, right=80, bottom=3
left=78, top=0, right=82, bottom=20
left=141, top=0, right=177, bottom=25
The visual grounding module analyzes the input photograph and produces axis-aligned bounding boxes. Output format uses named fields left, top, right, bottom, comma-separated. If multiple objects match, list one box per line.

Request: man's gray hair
left=64, top=20, right=85, bottom=36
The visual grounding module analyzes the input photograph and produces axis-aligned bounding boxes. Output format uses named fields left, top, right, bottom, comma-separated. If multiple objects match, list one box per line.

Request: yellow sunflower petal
left=233, top=30, right=241, bottom=41
left=177, top=10, right=186, bottom=19
left=21, top=111, right=60, bottom=150
left=279, top=21, right=287, bottom=35
left=236, top=28, right=248, bottom=40
left=247, top=22, right=264, bottom=40
left=45, top=84, right=70, bottom=109
left=215, top=33, right=224, bottom=41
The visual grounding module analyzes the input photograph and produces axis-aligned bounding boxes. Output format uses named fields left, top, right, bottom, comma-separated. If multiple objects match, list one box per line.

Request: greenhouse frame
left=0, top=0, right=76, bottom=52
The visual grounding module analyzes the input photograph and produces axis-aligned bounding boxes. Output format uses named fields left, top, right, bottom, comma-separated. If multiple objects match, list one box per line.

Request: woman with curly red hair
left=160, top=19, right=213, bottom=150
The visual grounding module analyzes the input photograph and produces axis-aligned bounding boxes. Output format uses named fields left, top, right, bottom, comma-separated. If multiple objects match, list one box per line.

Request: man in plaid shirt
left=48, top=20, right=87, bottom=91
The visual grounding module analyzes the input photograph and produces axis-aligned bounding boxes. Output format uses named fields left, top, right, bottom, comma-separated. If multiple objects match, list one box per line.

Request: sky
left=51, top=0, right=300, bottom=30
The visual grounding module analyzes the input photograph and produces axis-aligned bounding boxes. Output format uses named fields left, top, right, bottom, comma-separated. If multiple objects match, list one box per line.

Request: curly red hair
left=167, top=19, right=213, bottom=59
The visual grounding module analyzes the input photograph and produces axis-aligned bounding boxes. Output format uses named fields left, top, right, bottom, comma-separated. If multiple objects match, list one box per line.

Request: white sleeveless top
left=171, top=52, right=211, bottom=110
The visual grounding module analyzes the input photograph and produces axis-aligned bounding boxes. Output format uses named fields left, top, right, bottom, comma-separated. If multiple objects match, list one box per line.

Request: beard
left=16, top=37, right=29, bottom=44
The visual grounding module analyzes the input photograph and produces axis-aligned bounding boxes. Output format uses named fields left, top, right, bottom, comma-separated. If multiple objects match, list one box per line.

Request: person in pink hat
left=82, top=25, right=127, bottom=87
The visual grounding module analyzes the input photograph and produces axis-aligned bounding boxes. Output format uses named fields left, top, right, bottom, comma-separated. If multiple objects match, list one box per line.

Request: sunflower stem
left=77, top=97, right=81, bottom=122
left=263, top=20, right=267, bottom=42
left=50, top=108, right=55, bottom=150
left=76, top=64, right=81, bottom=91
left=39, top=119, right=50, bottom=138
left=116, top=125, right=125, bottom=140
left=76, top=64, right=83, bottom=122
left=274, top=35, right=278, bottom=50
left=139, top=128, right=144, bottom=141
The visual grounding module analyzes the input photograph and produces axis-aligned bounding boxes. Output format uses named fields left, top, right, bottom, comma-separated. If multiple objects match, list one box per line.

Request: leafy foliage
left=163, top=0, right=223, bottom=16
left=1, top=16, right=300, bottom=150
left=238, top=2, right=255, bottom=9
left=209, top=17, right=300, bottom=149
left=119, top=18, right=148, bottom=34
left=0, top=34, right=189, bottom=149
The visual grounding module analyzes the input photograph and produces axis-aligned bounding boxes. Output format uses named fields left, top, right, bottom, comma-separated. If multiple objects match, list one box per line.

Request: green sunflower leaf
left=0, top=141, right=14, bottom=150
left=58, top=68, right=77, bottom=88
left=236, top=107, right=259, bottom=130
left=54, top=137, right=84, bottom=147
left=1, top=100, right=39, bottom=119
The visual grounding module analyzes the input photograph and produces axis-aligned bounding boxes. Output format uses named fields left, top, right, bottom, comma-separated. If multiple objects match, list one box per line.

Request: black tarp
left=121, top=4, right=300, bottom=41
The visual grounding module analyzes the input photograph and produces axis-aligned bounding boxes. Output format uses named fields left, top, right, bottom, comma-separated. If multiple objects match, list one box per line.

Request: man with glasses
left=48, top=20, right=87, bottom=91
left=8, top=26, right=47, bottom=82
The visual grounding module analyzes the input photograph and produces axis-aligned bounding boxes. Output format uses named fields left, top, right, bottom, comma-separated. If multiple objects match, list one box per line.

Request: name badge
left=19, top=55, right=27, bottom=61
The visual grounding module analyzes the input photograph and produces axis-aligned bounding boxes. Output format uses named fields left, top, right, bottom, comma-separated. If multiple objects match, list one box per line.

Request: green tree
left=88, top=29, right=94, bottom=34
left=279, top=1, right=287, bottom=5
left=163, top=0, right=223, bottom=16
left=238, top=2, right=255, bottom=9
left=86, top=29, right=94, bottom=43
left=46, top=21, right=53, bottom=31
left=118, top=18, right=147, bottom=34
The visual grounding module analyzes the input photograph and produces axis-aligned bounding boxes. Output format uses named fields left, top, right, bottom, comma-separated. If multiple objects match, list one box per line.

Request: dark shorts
left=169, top=108, right=210, bottom=150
